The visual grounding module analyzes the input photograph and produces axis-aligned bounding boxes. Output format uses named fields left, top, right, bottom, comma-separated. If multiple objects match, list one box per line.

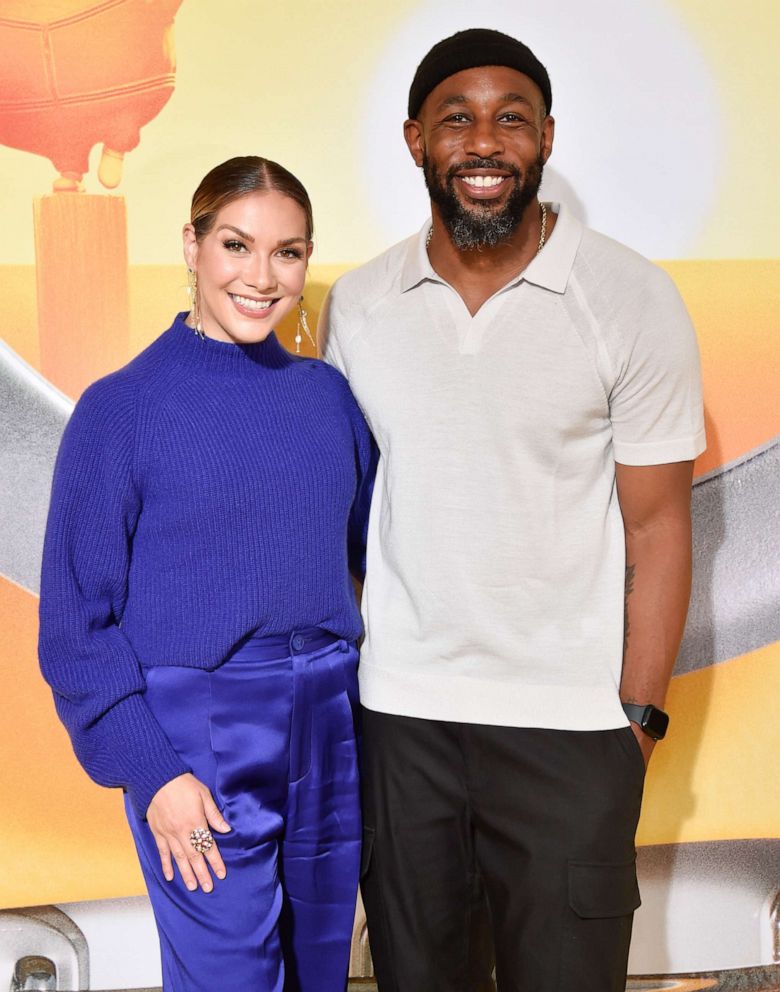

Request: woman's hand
left=146, top=773, right=231, bottom=892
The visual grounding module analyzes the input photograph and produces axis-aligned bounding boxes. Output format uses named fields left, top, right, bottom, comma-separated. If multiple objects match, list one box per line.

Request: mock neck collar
left=400, top=202, right=584, bottom=296
left=166, top=312, right=294, bottom=373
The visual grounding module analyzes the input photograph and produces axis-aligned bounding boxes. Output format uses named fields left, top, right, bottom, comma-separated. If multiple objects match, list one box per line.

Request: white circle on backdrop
left=361, top=0, right=721, bottom=258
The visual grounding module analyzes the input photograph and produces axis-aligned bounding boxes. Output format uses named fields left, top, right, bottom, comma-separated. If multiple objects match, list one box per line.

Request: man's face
left=405, top=65, right=554, bottom=249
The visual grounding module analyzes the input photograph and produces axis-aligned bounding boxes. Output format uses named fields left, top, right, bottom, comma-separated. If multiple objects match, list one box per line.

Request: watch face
left=643, top=705, right=670, bottom=740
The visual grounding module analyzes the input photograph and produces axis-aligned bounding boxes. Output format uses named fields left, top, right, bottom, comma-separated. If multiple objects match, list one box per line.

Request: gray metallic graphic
left=0, top=340, right=72, bottom=594
left=676, top=437, right=780, bottom=674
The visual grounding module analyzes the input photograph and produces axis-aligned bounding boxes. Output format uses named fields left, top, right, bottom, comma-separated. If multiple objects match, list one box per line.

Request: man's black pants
left=360, top=708, right=645, bottom=992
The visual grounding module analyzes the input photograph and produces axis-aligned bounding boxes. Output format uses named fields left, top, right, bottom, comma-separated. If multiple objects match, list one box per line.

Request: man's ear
left=404, top=118, right=426, bottom=168
left=540, top=115, right=555, bottom=165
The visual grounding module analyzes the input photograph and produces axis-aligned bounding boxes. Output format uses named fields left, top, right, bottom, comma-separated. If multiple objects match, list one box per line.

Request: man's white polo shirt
left=321, top=204, right=705, bottom=730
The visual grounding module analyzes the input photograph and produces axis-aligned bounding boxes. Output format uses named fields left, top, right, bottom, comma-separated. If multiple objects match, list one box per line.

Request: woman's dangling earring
left=295, top=297, right=315, bottom=354
left=187, top=268, right=205, bottom=340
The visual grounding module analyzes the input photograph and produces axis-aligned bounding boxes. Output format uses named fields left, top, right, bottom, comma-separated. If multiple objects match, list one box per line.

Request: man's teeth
left=462, top=175, right=505, bottom=188
left=231, top=294, right=274, bottom=311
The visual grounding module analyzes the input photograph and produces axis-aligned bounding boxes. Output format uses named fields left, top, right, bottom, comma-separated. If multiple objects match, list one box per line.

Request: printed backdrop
left=0, top=1, right=778, bottom=988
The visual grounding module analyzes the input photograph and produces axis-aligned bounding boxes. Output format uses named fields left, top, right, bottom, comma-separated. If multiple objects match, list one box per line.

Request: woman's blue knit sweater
left=38, top=313, right=374, bottom=817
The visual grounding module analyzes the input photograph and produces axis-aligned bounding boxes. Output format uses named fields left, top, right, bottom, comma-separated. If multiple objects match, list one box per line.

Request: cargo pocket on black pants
left=558, top=858, right=641, bottom=992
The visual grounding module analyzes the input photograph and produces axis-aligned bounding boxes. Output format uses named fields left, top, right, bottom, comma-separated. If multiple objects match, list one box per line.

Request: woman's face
left=183, top=190, right=312, bottom=345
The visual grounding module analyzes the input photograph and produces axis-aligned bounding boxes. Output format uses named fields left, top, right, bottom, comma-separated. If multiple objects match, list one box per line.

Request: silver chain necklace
left=426, top=201, right=548, bottom=253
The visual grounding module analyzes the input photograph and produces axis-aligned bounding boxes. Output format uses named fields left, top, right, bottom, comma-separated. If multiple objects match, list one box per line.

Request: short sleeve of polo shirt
left=607, top=265, right=705, bottom=466
left=318, top=284, right=349, bottom=377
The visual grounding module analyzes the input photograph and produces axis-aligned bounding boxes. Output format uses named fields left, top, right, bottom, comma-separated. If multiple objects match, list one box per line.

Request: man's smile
left=456, top=173, right=511, bottom=199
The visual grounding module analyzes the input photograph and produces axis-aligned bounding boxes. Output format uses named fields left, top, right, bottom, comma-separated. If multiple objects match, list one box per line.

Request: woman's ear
left=182, top=223, right=199, bottom=270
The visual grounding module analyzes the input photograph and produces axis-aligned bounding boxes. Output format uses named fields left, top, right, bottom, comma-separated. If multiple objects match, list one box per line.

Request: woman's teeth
left=461, top=175, right=505, bottom=188
left=231, top=294, right=274, bottom=311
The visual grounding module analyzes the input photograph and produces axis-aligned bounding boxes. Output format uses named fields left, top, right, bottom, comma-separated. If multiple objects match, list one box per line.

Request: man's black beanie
left=407, top=28, right=552, bottom=120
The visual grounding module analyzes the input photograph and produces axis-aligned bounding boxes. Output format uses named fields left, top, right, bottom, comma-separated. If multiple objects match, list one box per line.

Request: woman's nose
left=245, top=255, right=277, bottom=294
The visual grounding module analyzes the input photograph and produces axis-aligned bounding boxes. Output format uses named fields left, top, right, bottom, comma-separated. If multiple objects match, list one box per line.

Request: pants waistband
left=227, top=626, right=344, bottom=663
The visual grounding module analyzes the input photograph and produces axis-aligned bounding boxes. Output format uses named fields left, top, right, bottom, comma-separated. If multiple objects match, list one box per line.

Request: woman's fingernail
left=186, top=882, right=197, bottom=891
left=217, top=870, right=226, bottom=879
left=203, top=884, right=213, bottom=893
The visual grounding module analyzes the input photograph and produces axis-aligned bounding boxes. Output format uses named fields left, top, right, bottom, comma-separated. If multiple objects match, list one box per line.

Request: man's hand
left=628, top=721, right=656, bottom=769
left=146, top=773, right=231, bottom=892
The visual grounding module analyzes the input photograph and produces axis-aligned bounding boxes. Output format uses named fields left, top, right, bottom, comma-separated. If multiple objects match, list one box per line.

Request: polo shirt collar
left=400, top=222, right=440, bottom=292
left=520, top=202, right=583, bottom=293
left=399, top=202, right=583, bottom=296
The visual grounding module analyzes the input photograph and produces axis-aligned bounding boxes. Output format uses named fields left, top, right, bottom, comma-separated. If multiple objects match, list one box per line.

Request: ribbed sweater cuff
left=126, top=753, right=192, bottom=822
left=96, top=694, right=191, bottom=819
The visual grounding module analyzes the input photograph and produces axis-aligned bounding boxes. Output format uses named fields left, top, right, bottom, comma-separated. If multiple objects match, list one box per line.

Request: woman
left=38, top=156, right=374, bottom=992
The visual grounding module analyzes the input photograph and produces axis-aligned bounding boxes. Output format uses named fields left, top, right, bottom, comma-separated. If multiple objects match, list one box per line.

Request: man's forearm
left=619, top=517, right=692, bottom=709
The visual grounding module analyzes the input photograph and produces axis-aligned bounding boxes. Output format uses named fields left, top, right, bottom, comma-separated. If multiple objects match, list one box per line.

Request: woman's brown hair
left=190, top=156, right=313, bottom=241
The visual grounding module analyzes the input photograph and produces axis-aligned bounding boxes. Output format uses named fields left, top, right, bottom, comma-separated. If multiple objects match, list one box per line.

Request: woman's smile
left=228, top=292, right=279, bottom=317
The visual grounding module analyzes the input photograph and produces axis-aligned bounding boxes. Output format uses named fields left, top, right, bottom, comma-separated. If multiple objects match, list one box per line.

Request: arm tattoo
left=623, top=562, right=637, bottom=654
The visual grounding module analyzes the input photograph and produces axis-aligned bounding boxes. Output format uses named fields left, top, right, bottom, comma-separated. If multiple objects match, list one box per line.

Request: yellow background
left=0, top=0, right=778, bottom=908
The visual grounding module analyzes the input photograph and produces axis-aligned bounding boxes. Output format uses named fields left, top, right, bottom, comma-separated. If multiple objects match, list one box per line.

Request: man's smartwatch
left=621, top=703, right=669, bottom=741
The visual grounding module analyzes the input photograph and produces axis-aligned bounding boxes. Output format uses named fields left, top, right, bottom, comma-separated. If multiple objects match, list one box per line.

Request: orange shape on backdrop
left=659, top=260, right=780, bottom=477
left=0, top=576, right=144, bottom=910
left=0, top=0, right=183, bottom=182
left=34, top=194, right=130, bottom=400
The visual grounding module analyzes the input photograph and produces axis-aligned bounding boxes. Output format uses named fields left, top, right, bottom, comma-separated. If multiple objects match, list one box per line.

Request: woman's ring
left=190, top=827, right=214, bottom=855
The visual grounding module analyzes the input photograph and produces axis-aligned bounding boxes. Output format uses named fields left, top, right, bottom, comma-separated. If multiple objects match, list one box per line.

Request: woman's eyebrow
left=216, top=224, right=254, bottom=242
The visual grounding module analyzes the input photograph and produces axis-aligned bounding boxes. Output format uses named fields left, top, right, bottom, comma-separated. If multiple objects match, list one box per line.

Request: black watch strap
left=621, top=702, right=669, bottom=741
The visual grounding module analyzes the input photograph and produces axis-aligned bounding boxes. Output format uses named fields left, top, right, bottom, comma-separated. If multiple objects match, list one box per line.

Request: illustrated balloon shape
left=0, top=0, right=184, bottom=191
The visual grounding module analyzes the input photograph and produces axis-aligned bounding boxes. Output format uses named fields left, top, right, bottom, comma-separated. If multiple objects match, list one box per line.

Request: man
left=320, top=28, right=705, bottom=992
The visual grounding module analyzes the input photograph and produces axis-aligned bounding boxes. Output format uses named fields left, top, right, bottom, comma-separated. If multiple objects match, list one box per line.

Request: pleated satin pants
left=124, top=628, right=361, bottom=992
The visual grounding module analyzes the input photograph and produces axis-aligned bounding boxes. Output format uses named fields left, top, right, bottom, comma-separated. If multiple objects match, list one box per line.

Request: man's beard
left=423, top=154, right=544, bottom=250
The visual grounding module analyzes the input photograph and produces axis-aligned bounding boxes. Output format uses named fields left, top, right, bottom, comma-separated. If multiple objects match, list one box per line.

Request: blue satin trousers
left=124, top=628, right=361, bottom=992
